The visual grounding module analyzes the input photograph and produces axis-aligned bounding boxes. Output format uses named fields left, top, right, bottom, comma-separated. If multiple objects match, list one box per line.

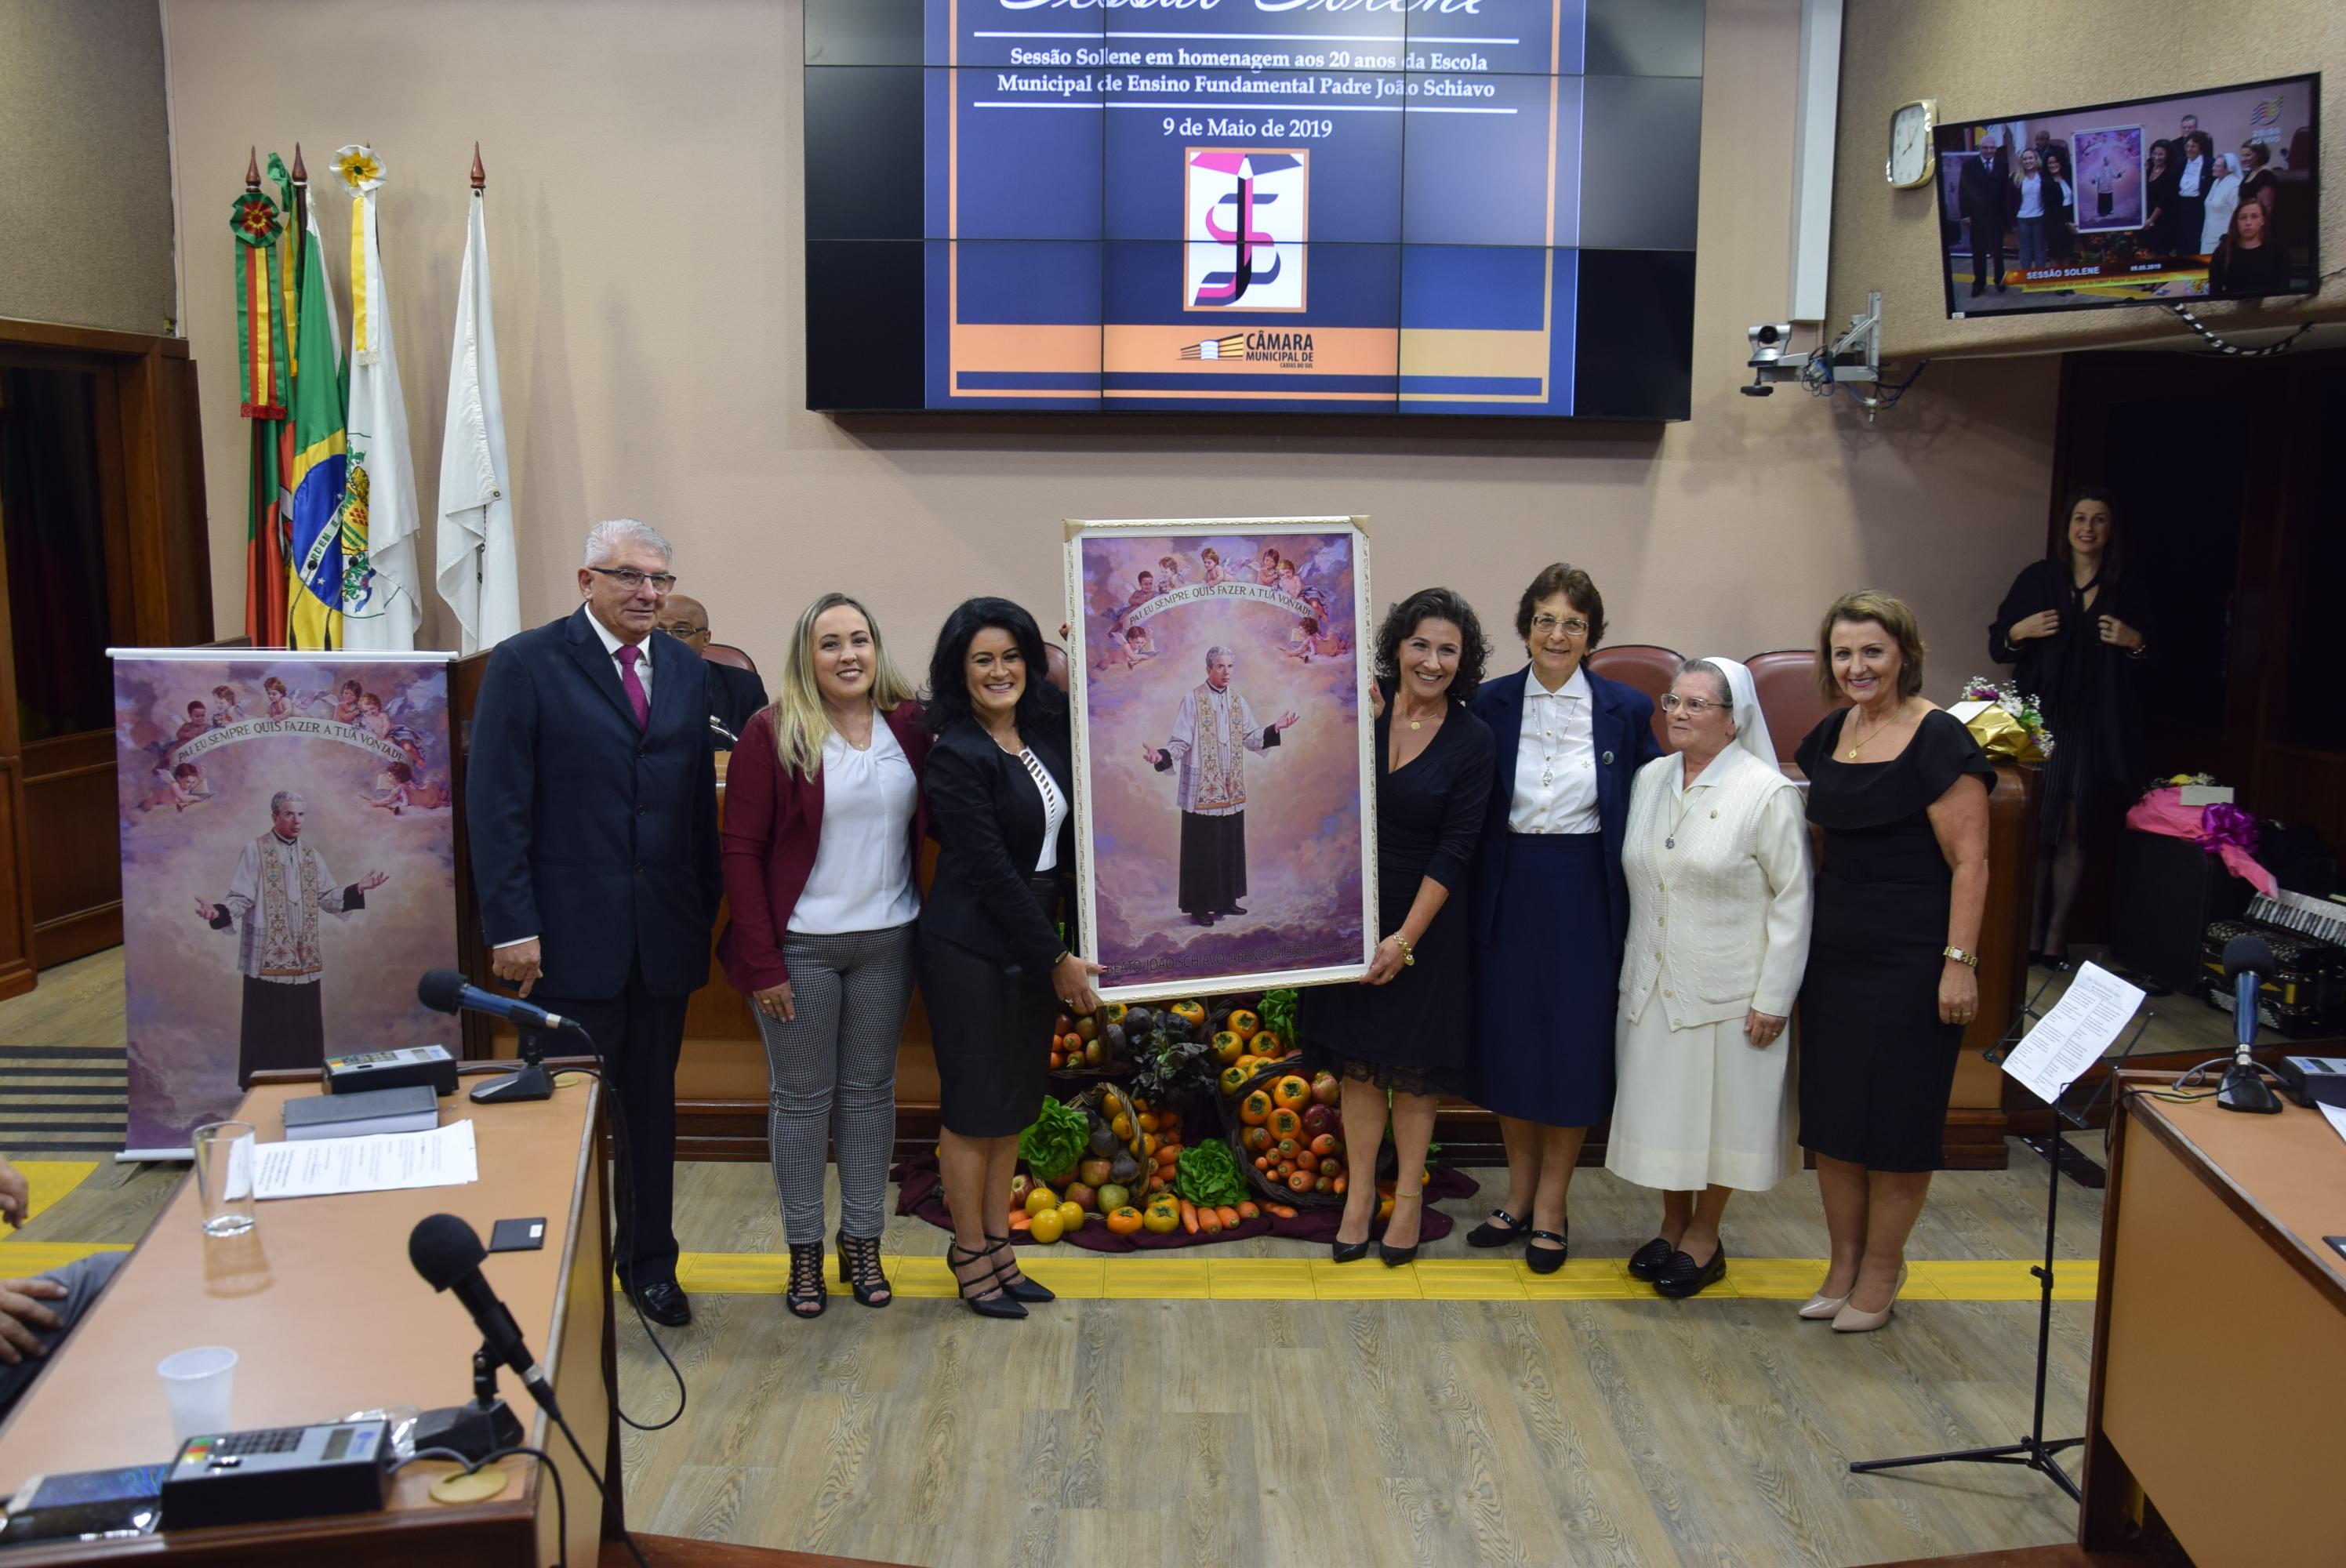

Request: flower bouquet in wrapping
left=1956, top=677, right=2054, bottom=762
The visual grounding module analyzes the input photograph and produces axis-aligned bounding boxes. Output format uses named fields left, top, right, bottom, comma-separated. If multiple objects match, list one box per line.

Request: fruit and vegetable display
left=1005, top=1083, right=1191, bottom=1240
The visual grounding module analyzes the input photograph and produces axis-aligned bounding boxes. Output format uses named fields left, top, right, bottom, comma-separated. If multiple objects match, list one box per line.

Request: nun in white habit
left=1605, top=656, right=1813, bottom=1298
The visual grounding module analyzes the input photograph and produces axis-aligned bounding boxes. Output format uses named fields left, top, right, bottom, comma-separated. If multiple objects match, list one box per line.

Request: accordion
left=2201, top=891, right=2346, bottom=1037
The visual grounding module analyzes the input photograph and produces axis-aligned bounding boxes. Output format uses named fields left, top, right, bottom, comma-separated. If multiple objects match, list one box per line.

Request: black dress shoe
left=1220, top=904, right=1247, bottom=916
left=1654, top=1243, right=1727, bottom=1299
left=1524, top=1229, right=1568, bottom=1276
left=1189, top=913, right=1215, bottom=927
left=631, top=1279, right=692, bottom=1327
left=1465, top=1208, right=1528, bottom=1249
left=1626, top=1236, right=1672, bottom=1280
left=1331, top=1236, right=1371, bottom=1264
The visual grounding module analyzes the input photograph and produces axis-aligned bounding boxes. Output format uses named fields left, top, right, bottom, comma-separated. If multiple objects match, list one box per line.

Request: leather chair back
left=1587, top=643, right=1680, bottom=746
left=1745, top=648, right=1839, bottom=768
left=703, top=642, right=757, bottom=674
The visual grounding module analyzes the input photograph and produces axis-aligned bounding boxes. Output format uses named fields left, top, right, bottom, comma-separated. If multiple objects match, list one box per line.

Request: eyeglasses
left=1531, top=615, right=1591, bottom=637
left=588, top=567, right=677, bottom=594
left=657, top=622, right=706, bottom=638
left=1659, top=694, right=1724, bottom=715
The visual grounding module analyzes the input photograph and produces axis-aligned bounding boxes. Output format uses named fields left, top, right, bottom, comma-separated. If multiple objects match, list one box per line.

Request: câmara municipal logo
left=1179, top=331, right=1315, bottom=367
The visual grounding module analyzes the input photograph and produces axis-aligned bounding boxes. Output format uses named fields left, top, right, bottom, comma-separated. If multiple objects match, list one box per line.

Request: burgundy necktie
left=616, top=644, right=649, bottom=728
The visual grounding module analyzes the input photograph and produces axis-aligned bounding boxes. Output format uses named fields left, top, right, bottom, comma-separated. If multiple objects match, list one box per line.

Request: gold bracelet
left=1389, top=934, right=1414, bottom=967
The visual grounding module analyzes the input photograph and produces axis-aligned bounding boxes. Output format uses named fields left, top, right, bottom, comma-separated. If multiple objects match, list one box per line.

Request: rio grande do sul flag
left=286, top=181, right=348, bottom=651
left=332, top=144, right=422, bottom=651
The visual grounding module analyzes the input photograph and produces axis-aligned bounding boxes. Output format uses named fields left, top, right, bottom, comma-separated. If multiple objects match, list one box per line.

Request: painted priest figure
left=1141, top=645, right=1298, bottom=927
left=194, top=789, right=387, bottom=1083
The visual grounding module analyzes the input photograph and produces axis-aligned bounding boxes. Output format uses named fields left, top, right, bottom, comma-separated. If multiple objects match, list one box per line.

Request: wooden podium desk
left=2080, top=1073, right=2346, bottom=1565
left=0, top=1074, right=617, bottom=1566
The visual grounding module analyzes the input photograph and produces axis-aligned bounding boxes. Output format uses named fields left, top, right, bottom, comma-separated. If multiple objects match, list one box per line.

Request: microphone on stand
left=2217, top=934, right=2283, bottom=1115
left=709, top=715, right=739, bottom=748
left=417, top=969, right=567, bottom=1105
left=409, top=1214, right=561, bottom=1417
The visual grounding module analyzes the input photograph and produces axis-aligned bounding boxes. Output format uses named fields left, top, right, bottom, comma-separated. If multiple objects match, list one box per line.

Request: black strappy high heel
left=837, top=1229, right=891, bottom=1308
left=949, top=1240, right=1026, bottom=1319
left=985, top=1234, right=1055, bottom=1303
left=784, top=1240, right=826, bottom=1319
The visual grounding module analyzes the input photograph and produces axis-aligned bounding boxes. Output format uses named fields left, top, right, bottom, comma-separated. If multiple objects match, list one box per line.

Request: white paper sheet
left=252, top=1119, right=478, bottom=1200
left=2320, top=1103, right=2346, bottom=1146
left=1999, top=960, right=2147, bottom=1106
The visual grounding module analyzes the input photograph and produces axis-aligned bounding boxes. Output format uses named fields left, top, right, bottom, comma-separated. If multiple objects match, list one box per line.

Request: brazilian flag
left=286, top=198, right=347, bottom=649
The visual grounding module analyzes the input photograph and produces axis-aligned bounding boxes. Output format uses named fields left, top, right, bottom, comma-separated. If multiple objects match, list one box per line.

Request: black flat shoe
left=1654, top=1243, right=1727, bottom=1299
left=1525, top=1229, right=1569, bottom=1276
left=1626, top=1236, right=1672, bottom=1280
left=783, top=1241, right=827, bottom=1319
left=949, top=1242, right=1026, bottom=1319
left=630, top=1279, right=692, bottom=1327
left=1465, top=1208, right=1528, bottom=1249
left=985, top=1235, right=1055, bottom=1303
left=836, top=1229, right=890, bottom=1308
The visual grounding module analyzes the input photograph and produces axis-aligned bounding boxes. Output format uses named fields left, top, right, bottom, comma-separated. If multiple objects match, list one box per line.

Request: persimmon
left=1239, top=1091, right=1273, bottom=1126
left=1270, top=1076, right=1311, bottom=1113
left=1263, top=1107, right=1302, bottom=1141
left=1138, top=1112, right=1161, bottom=1134
left=1169, top=1000, right=1206, bottom=1029
left=1212, top=1031, right=1245, bottom=1065
left=1220, top=1065, right=1251, bottom=1097
left=1226, top=1008, right=1259, bottom=1037
left=1250, top=1030, right=1284, bottom=1056
left=1106, top=1206, right=1144, bottom=1236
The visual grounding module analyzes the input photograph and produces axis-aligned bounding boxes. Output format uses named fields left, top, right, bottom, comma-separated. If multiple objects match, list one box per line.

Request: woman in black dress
left=919, top=597, right=1102, bottom=1319
left=1990, top=489, right=2151, bottom=967
left=2142, top=139, right=2177, bottom=256
left=1462, top=564, right=1661, bottom=1272
left=1796, top=591, right=1993, bottom=1333
left=2039, top=146, right=2076, bottom=262
left=1300, top=588, right=1496, bottom=1265
left=2206, top=194, right=2293, bottom=297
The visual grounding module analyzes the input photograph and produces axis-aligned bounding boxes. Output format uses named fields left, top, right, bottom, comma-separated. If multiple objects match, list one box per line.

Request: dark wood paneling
left=22, top=729, right=120, bottom=967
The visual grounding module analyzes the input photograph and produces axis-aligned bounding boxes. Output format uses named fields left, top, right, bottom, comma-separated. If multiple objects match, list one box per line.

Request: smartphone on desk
left=0, top=1464, right=165, bottom=1546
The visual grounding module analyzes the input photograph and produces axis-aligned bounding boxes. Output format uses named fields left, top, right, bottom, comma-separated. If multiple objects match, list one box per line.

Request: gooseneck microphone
left=2217, top=934, right=2283, bottom=1115
left=409, top=1214, right=561, bottom=1417
left=418, top=967, right=583, bottom=1034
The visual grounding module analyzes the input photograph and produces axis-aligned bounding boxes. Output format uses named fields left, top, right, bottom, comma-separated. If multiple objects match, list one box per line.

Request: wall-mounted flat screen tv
left=1933, top=74, right=2319, bottom=318
left=804, top=0, right=1705, bottom=419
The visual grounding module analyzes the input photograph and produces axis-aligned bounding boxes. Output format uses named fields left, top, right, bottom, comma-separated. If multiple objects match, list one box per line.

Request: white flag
left=435, top=187, right=519, bottom=655
left=333, top=144, right=421, bottom=650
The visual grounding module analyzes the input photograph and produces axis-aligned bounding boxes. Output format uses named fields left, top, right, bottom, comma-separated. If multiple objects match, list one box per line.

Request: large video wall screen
left=805, top=0, right=1704, bottom=419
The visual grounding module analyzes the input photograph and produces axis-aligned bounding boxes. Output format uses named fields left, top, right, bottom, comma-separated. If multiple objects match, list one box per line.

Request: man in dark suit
left=1959, top=136, right=2015, bottom=297
left=657, top=592, right=767, bottom=746
left=467, top=519, right=721, bottom=1327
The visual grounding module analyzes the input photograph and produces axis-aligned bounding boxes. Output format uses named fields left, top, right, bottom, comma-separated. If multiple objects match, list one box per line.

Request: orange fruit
left=1243, top=1125, right=1272, bottom=1152
left=1227, top=1009, right=1259, bottom=1037
left=1026, top=1186, right=1059, bottom=1217
left=1239, top=1091, right=1273, bottom=1126
left=1101, top=1090, right=1124, bottom=1117
left=1106, top=1206, right=1143, bottom=1236
left=1170, top=1001, right=1206, bottom=1028
left=1138, top=1112, right=1160, bottom=1134
left=1142, top=1204, right=1179, bottom=1234
left=1219, top=1065, right=1251, bottom=1096
left=1142, top=1133, right=1160, bottom=1158
left=1264, top=1107, right=1302, bottom=1142
left=1270, top=1076, right=1311, bottom=1112
left=1112, top=1113, right=1135, bottom=1140
left=1028, top=1208, right=1066, bottom=1243
left=1233, top=1054, right=1261, bottom=1076
left=1055, top=1201, right=1084, bottom=1232
left=1251, top=1031, right=1284, bottom=1057
left=1212, top=1031, right=1245, bottom=1065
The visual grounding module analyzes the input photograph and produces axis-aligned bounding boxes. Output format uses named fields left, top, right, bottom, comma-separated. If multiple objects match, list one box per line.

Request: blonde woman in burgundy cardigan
left=1604, top=657, right=1811, bottom=1299
left=718, top=593, right=930, bottom=1320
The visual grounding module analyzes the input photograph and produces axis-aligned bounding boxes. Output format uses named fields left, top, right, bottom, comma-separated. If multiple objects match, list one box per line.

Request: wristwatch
left=1942, top=945, right=1979, bottom=969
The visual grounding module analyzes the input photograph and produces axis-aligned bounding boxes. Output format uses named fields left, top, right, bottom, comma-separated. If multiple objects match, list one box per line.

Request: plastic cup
left=157, top=1346, right=237, bottom=1443
left=191, top=1121, right=256, bottom=1237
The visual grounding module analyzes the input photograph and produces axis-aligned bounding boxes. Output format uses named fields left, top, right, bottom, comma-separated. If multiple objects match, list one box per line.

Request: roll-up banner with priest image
left=110, top=650, right=457, bottom=1156
left=1065, top=517, right=1376, bottom=1002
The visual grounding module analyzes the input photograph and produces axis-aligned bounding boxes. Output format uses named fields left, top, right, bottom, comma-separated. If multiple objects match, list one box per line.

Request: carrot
left=1265, top=1202, right=1298, bottom=1218
left=1010, top=1211, right=1032, bottom=1231
left=1199, top=1210, right=1223, bottom=1235
left=1215, top=1206, right=1241, bottom=1229
left=1237, top=1201, right=1260, bottom=1221
left=1179, top=1199, right=1200, bottom=1235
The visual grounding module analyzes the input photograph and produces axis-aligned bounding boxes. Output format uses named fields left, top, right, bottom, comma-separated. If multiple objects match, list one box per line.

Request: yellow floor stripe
left=10, top=1161, right=96, bottom=1226
left=0, top=1242, right=133, bottom=1274
left=645, top=1253, right=2101, bottom=1303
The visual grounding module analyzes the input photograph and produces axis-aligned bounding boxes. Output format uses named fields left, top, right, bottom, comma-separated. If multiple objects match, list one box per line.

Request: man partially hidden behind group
left=658, top=591, right=768, bottom=746
left=194, top=789, right=387, bottom=1084
left=467, top=518, right=721, bottom=1328
left=1142, top=644, right=1298, bottom=928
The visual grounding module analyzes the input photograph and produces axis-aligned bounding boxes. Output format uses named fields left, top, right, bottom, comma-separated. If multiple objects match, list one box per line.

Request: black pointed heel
left=985, top=1235, right=1055, bottom=1303
left=837, top=1229, right=892, bottom=1308
left=1378, top=1193, right=1422, bottom=1267
left=784, top=1240, right=826, bottom=1319
left=1525, top=1228, right=1569, bottom=1276
left=949, top=1241, right=1026, bottom=1319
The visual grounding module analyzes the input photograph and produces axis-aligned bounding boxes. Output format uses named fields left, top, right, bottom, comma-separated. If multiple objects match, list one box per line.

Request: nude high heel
left=1831, top=1262, right=1908, bottom=1333
left=1798, top=1282, right=1851, bottom=1320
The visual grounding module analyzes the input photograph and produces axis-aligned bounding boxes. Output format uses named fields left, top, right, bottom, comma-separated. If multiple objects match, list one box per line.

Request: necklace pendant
left=1410, top=719, right=1423, bottom=731
left=1846, top=746, right=1861, bottom=760
left=1664, top=836, right=1675, bottom=850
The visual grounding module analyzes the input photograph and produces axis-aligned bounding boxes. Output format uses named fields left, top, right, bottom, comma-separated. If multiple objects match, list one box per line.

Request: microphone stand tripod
left=1848, top=980, right=2153, bottom=1504
left=470, top=1025, right=553, bottom=1104
left=412, top=1342, right=526, bottom=1463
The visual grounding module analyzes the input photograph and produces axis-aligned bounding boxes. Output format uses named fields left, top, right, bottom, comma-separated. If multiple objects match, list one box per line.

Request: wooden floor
left=3, top=949, right=2134, bottom=1567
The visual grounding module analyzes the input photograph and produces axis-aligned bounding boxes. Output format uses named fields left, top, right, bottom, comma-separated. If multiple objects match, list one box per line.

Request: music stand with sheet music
left=1849, top=966, right=2154, bottom=1501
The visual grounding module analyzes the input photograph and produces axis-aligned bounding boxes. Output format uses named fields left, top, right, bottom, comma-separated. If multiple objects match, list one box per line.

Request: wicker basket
left=1217, top=1062, right=1353, bottom=1210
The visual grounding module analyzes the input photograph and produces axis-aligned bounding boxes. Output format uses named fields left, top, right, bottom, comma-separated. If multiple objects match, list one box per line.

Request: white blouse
left=790, top=723, right=921, bottom=935
left=1018, top=748, right=1068, bottom=873
left=1509, top=664, right=1600, bottom=834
